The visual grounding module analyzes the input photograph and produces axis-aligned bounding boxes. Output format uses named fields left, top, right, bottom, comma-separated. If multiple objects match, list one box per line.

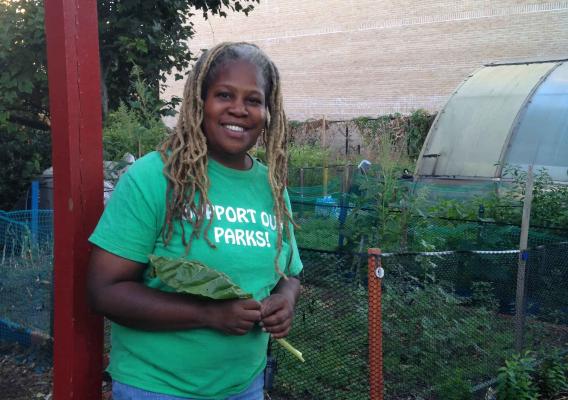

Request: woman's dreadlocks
left=159, top=42, right=294, bottom=278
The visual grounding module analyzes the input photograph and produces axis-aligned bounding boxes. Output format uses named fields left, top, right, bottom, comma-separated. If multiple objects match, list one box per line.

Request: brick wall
left=162, top=0, right=568, bottom=122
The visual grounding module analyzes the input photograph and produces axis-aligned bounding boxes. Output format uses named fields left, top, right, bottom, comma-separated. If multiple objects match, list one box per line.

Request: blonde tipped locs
left=159, top=42, right=296, bottom=279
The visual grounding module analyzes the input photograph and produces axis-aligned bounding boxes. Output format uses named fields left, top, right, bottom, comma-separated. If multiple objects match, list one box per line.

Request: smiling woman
left=87, top=42, right=303, bottom=400
left=203, top=59, right=267, bottom=170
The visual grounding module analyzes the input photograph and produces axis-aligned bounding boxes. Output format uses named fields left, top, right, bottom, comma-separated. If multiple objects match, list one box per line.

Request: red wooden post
left=368, top=248, right=384, bottom=400
left=44, top=0, right=104, bottom=398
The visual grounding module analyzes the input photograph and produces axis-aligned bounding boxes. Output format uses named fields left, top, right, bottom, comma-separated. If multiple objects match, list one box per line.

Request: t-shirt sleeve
left=89, top=156, right=165, bottom=264
left=284, top=189, right=303, bottom=277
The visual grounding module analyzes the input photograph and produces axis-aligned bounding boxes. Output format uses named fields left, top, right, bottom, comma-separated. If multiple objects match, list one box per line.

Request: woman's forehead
left=208, top=59, right=267, bottom=93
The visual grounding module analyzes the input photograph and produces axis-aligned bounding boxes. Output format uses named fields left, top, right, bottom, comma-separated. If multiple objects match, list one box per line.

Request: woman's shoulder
left=125, top=151, right=165, bottom=179
left=252, top=156, right=269, bottom=175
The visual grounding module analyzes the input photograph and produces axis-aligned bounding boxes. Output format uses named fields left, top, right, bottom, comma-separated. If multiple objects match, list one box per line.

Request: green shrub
left=288, top=144, right=331, bottom=168
left=432, top=370, right=473, bottom=400
left=496, top=353, right=539, bottom=400
left=103, top=103, right=166, bottom=160
left=0, top=126, right=51, bottom=210
left=537, top=354, right=568, bottom=397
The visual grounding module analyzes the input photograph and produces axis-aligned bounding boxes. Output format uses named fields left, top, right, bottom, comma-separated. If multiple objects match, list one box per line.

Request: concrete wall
left=162, top=0, right=568, bottom=122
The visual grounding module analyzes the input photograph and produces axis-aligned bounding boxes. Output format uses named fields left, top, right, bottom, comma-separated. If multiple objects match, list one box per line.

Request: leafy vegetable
left=148, top=255, right=252, bottom=299
left=148, top=255, right=305, bottom=362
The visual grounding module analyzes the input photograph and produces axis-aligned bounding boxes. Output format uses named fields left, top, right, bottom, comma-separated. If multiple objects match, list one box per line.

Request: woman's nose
left=228, top=99, right=248, bottom=116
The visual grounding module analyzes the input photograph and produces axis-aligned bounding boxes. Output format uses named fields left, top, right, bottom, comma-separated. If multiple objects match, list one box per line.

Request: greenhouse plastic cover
left=416, top=61, right=566, bottom=181
left=505, top=62, right=568, bottom=182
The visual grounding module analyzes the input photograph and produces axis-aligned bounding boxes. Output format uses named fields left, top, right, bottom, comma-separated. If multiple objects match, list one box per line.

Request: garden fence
left=1, top=210, right=567, bottom=399
left=269, top=244, right=568, bottom=399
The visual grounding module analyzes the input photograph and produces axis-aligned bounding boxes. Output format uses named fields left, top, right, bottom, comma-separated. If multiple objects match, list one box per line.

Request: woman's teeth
left=224, top=124, right=245, bottom=132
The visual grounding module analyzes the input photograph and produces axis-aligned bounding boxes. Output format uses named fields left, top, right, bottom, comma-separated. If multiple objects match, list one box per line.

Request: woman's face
left=202, top=59, right=267, bottom=170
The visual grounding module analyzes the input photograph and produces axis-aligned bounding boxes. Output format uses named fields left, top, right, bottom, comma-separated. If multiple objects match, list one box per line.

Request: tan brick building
left=162, top=0, right=568, bottom=122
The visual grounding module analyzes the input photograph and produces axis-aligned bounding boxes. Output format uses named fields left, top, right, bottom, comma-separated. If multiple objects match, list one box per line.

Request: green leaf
left=148, top=255, right=252, bottom=300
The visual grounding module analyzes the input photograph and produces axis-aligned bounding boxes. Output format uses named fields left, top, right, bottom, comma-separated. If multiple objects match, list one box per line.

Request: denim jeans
left=112, top=372, right=265, bottom=400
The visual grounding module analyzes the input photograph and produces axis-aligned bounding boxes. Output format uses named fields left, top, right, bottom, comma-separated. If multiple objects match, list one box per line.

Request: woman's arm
left=259, top=276, right=301, bottom=339
left=87, top=246, right=261, bottom=335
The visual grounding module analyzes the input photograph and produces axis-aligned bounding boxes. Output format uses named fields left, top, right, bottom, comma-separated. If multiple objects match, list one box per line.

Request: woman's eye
left=247, top=97, right=263, bottom=105
left=216, top=92, right=231, bottom=99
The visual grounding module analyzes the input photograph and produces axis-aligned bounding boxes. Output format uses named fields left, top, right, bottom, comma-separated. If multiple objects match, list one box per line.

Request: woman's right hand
left=206, top=299, right=262, bottom=336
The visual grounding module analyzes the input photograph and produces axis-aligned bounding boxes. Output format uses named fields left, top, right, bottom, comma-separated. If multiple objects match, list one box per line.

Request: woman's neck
left=207, top=152, right=253, bottom=170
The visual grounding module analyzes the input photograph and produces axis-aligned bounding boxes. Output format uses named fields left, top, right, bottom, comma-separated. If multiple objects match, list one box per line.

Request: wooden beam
left=44, top=0, right=104, bottom=398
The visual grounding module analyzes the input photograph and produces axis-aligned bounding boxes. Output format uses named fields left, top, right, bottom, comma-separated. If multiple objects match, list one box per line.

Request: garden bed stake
left=368, top=248, right=384, bottom=400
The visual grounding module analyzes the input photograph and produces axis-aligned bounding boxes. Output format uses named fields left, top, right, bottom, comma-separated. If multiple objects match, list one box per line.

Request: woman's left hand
left=260, top=277, right=301, bottom=339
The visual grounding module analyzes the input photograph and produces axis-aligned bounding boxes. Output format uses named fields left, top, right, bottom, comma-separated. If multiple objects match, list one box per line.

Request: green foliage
left=103, top=103, right=166, bottom=160
left=294, top=216, right=339, bottom=251
left=288, top=144, right=331, bottom=168
left=1, top=0, right=259, bottom=130
left=537, top=354, right=568, bottom=398
left=0, top=127, right=51, bottom=210
left=0, top=0, right=48, bottom=132
left=496, top=353, right=539, bottom=400
left=470, top=281, right=500, bottom=312
left=352, top=109, right=434, bottom=160
left=103, top=68, right=168, bottom=160
left=438, top=165, right=568, bottom=230
left=273, top=284, right=369, bottom=399
left=407, top=109, right=435, bottom=159
left=496, top=165, right=568, bottom=229
left=432, top=370, right=473, bottom=400
left=342, top=138, right=423, bottom=252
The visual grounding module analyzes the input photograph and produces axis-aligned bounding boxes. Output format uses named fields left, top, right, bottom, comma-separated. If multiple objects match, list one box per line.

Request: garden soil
left=0, top=342, right=111, bottom=400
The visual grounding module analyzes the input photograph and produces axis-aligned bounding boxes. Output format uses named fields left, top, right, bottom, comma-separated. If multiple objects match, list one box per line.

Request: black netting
left=268, top=249, right=370, bottom=400
left=378, top=247, right=568, bottom=399
left=1, top=207, right=567, bottom=400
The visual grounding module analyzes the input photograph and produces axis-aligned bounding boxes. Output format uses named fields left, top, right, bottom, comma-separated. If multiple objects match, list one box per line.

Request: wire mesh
left=292, top=200, right=568, bottom=253
left=380, top=245, right=568, bottom=399
left=268, top=249, right=370, bottom=400
left=0, top=211, right=53, bottom=339
left=1, top=208, right=566, bottom=400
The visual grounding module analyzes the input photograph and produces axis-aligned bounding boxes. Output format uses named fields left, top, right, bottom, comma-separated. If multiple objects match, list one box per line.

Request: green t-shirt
left=89, top=151, right=302, bottom=399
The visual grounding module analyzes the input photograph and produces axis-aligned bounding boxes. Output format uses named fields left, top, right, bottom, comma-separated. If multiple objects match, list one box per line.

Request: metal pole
left=515, top=165, right=534, bottom=353
left=31, top=180, right=39, bottom=248
left=44, top=0, right=105, bottom=397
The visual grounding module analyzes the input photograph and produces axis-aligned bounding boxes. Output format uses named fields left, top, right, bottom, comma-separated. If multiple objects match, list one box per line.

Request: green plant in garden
left=288, top=144, right=331, bottom=168
left=341, top=138, right=427, bottom=252
left=537, top=354, right=568, bottom=398
left=352, top=109, right=434, bottom=160
left=103, top=68, right=168, bottom=160
left=470, top=281, right=500, bottom=312
left=407, top=109, right=435, bottom=159
left=492, top=165, right=568, bottom=229
left=432, top=369, right=473, bottom=400
left=496, top=352, right=539, bottom=400
left=0, top=127, right=51, bottom=210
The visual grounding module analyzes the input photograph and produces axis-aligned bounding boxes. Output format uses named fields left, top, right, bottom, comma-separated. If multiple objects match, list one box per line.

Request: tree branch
left=8, top=115, right=50, bottom=131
